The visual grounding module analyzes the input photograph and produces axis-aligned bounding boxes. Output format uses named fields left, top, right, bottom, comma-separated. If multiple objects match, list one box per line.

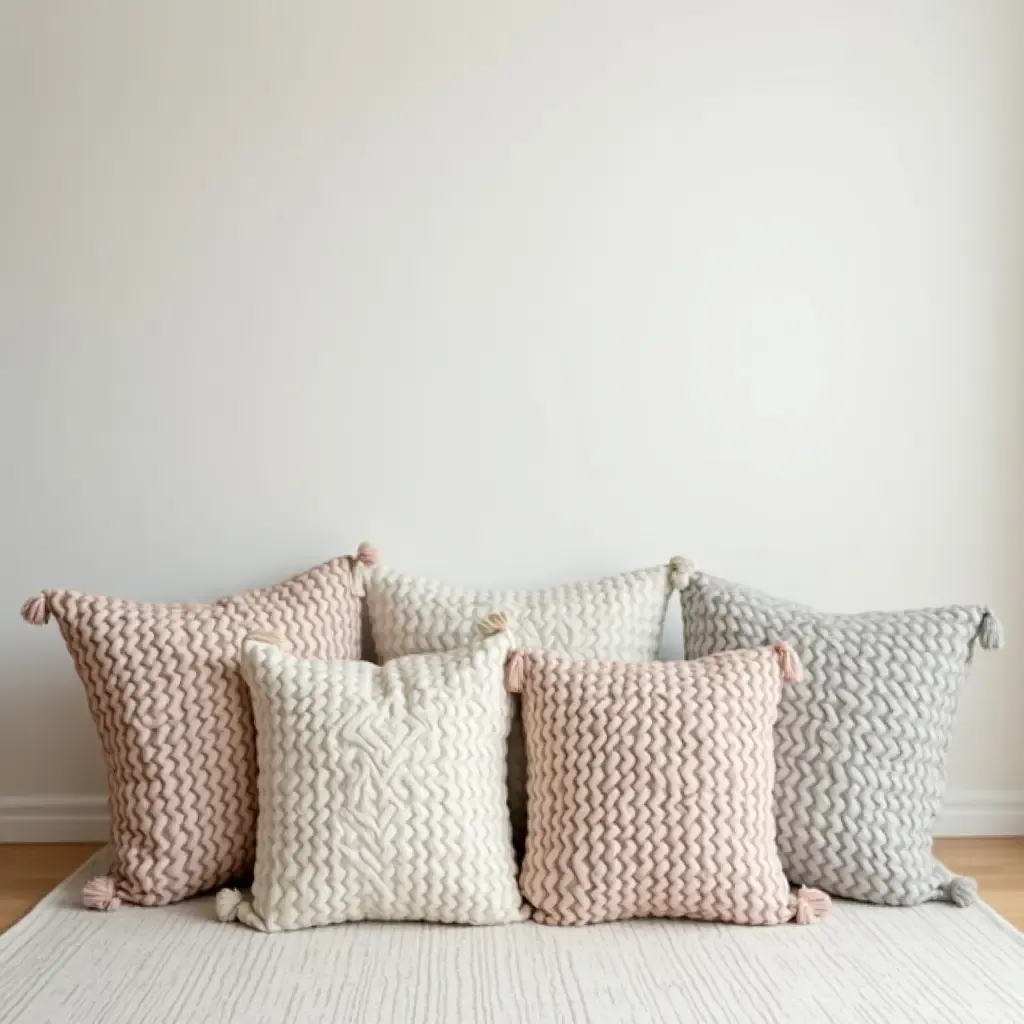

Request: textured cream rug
left=2, top=849, right=1023, bottom=1023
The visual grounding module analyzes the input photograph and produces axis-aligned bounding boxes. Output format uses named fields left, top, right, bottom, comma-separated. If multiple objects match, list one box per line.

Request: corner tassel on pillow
left=668, top=556, right=698, bottom=591
left=352, top=541, right=380, bottom=597
left=977, top=610, right=1005, bottom=652
left=774, top=642, right=803, bottom=685
left=791, top=886, right=831, bottom=925
left=215, top=888, right=268, bottom=931
left=505, top=651, right=525, bottom=694
left=943, top=876, right=977, bottom=908
left=216, top=888, right=244, bottom=923
left=244, top=630, right=287, bottom=648
left=20, top=594, right=49, bottom=626
left=477, top=611, right=510, bottom=638
left=82, top=875, right=122, bottom=912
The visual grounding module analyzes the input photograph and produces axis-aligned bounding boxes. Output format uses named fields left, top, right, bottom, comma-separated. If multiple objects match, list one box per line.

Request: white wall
left=2, top=1, right=1022, bottom=838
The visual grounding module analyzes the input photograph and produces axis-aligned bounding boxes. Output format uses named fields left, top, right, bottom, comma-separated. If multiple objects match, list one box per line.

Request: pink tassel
left=792, top=886, right=831, bottom=925
left=505, top=651, right=525, bottom=694
left=82, top=875, right=122, bottom=912
left=244, top=630, right=286, bottom=649
left=356, top=542, right=380, bottom=567
left=775, top=642, right=803, bottom=685
left=20, top=594, right=49, bottom=626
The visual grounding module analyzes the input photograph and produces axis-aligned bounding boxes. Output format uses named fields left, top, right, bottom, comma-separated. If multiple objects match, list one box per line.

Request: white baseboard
left=0, top=795, right=110, bottom=843
left=934, top=791, right=1024, bottom=838
left=0, top=790, right=1020, bottom=843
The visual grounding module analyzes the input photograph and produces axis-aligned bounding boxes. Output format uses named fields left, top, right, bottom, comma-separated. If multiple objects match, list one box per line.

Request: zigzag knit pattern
left=512, top=644, right=830, bottom=927
left=362, top=559, right=678, bottom=843
left=680, top=572, right=1005, bottom=907
left=21, top=556, right=364, bottom=909
left=218, top=626, right=527, bottom=932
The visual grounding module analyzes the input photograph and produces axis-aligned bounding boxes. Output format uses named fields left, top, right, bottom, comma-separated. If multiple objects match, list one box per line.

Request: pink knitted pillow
left=510, top=644, right=832, bottom=927
left=20, top=545, right=376, bottom=911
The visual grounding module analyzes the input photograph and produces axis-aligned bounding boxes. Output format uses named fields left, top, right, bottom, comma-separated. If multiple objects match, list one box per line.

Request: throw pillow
left=511, top=643, right=831, bottom=927
left=359, top=549, right=681, bottom=663
left=20, top=548, right=372, bottom=910
left=217, top=617, right=527, bottom=932
left=679, top=568, right=1005, bottom=907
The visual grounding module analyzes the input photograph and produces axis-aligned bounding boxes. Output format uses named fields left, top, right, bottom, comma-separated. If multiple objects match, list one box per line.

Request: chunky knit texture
left=364, top=561, right=675, bottom=664
left=362, top=557, right=678, bottom=842
left=218, top=625, right=526, bottom=932
left=680, top=571, right=1004, bottom=907
left=21, top=555, right=364, bottom=908
left=512, top=644, right=829, bottom=927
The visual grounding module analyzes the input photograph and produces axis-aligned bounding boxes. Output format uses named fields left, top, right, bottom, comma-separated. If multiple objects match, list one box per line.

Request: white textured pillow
left=217, top=621, right=527, bottom=932
left=360, top=549, right=680, bottom=664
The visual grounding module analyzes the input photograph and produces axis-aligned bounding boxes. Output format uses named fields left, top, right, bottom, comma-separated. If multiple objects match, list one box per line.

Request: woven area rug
left=3, top=849, right=1024, bottom=1023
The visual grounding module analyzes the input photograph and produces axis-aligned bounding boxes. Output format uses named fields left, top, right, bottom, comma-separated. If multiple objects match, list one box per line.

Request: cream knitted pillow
left=20, top=550, right=369, bottom=910
left=217, top=617, right=527, bottom=933
left=358, top=547, right=684, bottom=843
left=360, top=550, right=680, bottom=663
left=511, top=644, right=831, bottom=928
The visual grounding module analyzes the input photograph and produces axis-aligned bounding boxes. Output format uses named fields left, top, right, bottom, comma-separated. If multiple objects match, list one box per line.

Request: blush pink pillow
left=509, top=644, right=832, bottom=927
left=20, top=545, right=376, bottom=910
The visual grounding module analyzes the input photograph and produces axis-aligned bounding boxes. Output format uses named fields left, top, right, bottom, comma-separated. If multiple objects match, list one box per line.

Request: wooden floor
left=0, top=839, right=1022, bottom=935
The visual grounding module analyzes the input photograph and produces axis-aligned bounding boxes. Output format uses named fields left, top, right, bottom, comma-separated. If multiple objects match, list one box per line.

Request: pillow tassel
left=791, top=886, right=831, bottom=925
left=82, top=875, right=123, bottom=912
left=476, top=612, right=510, bottom=638
left=352, top=541, right=380, bottom=597
left=977, top=610, right=1005, bottom=652
left=20, top=594, right=49, bottom=626
left=774, top=641, right=803, bottom=684
left=942, top=876, right=977, bottom=908
left=505, top=652, right=525, bottom=694
left=668, top=556, right=697, bottom=591
left=244, top=630, right=288, bottom=649
left=216, top=888, right=244, bottom=923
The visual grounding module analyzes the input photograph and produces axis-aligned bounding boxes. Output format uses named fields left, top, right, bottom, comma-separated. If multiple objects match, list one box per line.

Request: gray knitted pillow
left=678, top=566, right=1004, bottom=908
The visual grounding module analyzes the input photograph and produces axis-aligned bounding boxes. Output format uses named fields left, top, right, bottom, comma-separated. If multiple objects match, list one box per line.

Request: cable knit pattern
left=680, top=571, right=1004, bottom=907
left=514, top=645, right=828, bottom=927
left=363, top=560, right=676, bottom=843
left=21, top=556, right=363, bottom=908
left=220, top=630, right=526, bottom=932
